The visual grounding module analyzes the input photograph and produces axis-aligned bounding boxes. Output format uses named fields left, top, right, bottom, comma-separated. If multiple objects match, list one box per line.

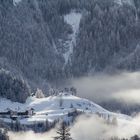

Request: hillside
left=0, top=0, right=140, bottom=91
left=0, top=93, right=131, bottom=127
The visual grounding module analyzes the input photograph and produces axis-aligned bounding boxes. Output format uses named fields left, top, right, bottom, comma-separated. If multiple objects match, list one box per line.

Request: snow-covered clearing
left=0, top=93, right=131, bottom=125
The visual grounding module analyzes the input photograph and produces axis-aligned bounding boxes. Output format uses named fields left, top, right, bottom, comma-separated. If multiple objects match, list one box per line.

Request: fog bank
left=9, top=114, right=140, bottom=140
left=70, top=72, right=140, bottom=104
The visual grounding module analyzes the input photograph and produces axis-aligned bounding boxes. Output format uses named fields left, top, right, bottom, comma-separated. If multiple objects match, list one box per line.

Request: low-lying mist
left=69, top=72, right=140, bottom=105
left=9, top=114, right=140, bottom=140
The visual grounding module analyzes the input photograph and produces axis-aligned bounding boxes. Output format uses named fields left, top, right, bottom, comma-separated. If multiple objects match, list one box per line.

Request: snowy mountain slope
left=0, top=93, right=131, bottom=125
left=1, top=0, right=140, bottom=89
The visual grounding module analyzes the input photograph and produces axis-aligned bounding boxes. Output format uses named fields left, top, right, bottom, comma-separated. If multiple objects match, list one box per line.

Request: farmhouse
left=0, top=108, right=35, bottom=120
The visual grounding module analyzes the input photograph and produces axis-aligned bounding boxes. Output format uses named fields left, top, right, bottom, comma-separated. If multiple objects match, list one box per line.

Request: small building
left=0, top=108, right=35, bottom=120
left=27, top=108, right=35, bottom=116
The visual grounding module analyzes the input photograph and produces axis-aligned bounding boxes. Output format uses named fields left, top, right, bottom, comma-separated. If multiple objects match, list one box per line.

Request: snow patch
left=13, top=0, right=22, bottom=6
left=63, top=11, right=82, bottom=65
left=114, top=0, right=134, bottom=6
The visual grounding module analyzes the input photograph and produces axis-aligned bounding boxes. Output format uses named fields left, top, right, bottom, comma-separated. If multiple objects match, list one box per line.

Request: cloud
left=9, top=129, right=56, bottom=140
left=114, top=89, right=140, bottom=104
left=9, top=114, right=140, bottom=140
left=71, top=114, right=140, bottom=139
left=70, top=72, right=140, bottom=104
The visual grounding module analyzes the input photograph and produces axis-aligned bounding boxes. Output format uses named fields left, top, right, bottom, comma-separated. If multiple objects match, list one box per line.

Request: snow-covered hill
left=0, top=93, right=131, bottom=125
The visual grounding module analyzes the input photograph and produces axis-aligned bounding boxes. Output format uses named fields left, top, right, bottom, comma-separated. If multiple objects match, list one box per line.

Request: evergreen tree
left=0, top=69, right=30, bottom=103
left=59, top=94, right=63, bottom=107
left=35, top=88, right=45, bottom=98
left=54, top=122, right=73, bottom=140
left=130, top=135, right=140, bottom=140
left=0, top=129, right=9, bottom=140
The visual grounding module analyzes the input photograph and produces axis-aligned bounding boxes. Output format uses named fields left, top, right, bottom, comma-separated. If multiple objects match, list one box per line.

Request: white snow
left=0, top=93, right=131, bottom=125
left=114, top=0, right=134, bottom=6
left=63, top=11, right=82, bottom=65
left=13, top=0, right=22, bottom=6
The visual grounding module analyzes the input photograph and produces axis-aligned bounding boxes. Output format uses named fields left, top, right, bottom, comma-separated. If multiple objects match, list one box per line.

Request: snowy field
left=0, top=93, right=132, bottom=125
